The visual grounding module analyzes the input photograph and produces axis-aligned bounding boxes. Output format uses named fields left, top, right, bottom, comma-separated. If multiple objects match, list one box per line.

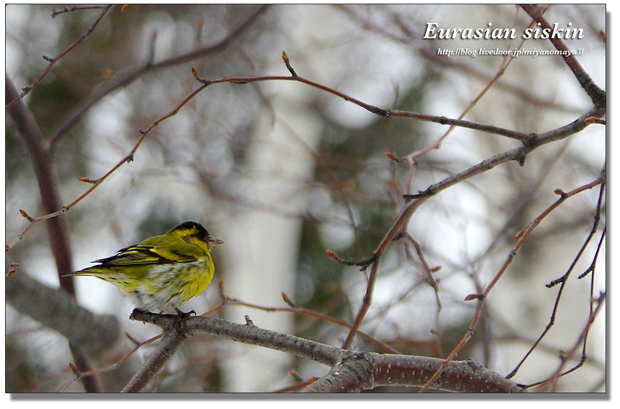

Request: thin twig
left=8, top=51, right=544, bottom=252
left=507, top=175, right=606, bottom=380
left=337, top=104, right=601, bottom=350
left=223, top=293, right=399, bottom=354
left=6, top=5, right=114, bottom=110
left=59, top=333, right=161, bottom=392
left=47, top=4, right=271, bottom=148
left=6, top=77, right=210, bottom=252
left=418, top=173, right=605, bottom=392
left=520, top=4, right=605, bottom=107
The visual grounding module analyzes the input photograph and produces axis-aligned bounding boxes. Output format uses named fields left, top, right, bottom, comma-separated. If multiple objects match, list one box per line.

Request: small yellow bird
left=68, top=221, right=223, bottom=312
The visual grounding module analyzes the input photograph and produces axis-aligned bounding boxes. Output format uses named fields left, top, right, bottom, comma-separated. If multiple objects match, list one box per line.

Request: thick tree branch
left=6, top=272, right=122, bottom=358
left=128, top=310, right=521, bottom=393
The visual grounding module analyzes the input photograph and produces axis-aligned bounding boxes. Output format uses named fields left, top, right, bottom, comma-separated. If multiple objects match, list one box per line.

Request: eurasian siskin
left=68, top=221, right=223, bottom=312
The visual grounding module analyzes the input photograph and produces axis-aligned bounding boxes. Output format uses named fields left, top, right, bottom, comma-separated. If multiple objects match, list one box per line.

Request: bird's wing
left=93, top=235, right=204, bottom=266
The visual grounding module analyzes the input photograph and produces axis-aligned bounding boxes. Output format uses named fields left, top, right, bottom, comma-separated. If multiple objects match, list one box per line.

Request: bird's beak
left=209, top=236, right=224, bottom=246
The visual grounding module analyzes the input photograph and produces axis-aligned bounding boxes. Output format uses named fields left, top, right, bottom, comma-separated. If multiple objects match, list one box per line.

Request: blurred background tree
left=5, top=4, right=605, bottom=392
